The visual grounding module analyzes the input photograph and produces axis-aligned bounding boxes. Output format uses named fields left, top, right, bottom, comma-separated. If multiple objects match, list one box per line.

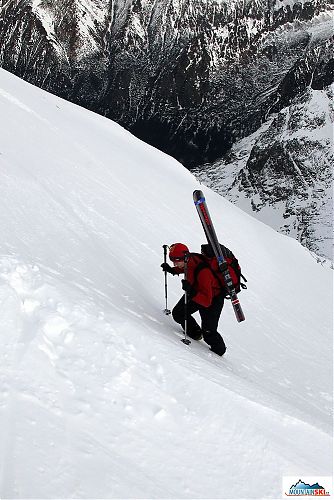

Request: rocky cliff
left=1, top=0, right=332, bottom=166
left=194, top=84, right=333, bottom=260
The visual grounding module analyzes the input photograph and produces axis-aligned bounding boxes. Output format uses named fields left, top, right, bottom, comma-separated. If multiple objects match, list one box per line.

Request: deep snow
left=0, top=69, right=332, bottom=499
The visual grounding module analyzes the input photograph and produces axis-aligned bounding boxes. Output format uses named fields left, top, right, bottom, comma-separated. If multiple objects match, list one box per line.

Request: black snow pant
left=172, top=294, right=226, bottom=356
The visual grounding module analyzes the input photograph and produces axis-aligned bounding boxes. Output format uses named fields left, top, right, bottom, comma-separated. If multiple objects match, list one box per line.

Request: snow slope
left=0, top=69, right=332, bottom=499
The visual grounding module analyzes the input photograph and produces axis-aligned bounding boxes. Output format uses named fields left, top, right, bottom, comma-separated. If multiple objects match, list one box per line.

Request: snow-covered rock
left=194, top=85, right=333, bottom=260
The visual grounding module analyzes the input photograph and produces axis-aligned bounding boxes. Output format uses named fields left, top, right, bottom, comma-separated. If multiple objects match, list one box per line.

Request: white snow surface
left=0, top=69, right=332, bottom=499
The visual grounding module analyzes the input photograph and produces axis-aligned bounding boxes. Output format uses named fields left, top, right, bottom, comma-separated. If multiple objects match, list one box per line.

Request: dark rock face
left=1, top=0, right=333, bottom=167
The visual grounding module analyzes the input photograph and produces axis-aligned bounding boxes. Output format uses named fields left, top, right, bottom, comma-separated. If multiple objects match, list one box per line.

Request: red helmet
left=169, top=243, right=189, bottom=261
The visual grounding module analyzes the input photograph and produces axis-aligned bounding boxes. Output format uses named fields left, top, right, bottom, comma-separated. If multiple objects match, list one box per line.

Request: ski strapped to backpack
left=193, top=190, right=246, bottom=323
left=200, top=244, right=247, bottom=295
left=192, top=246, right=247, bottom=296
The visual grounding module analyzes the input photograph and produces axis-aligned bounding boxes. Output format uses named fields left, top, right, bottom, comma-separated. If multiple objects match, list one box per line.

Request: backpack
left=193, top=244, right=247, bottom=296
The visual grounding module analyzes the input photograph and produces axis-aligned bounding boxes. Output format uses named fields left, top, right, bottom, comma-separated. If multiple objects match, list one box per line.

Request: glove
left=161, top=263, right=177, bottom=275
left=182, top=279, right=196, bottom=298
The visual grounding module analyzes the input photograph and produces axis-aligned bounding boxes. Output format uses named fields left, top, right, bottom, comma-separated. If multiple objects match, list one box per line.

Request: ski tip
left=193, top=189, right=204, bottom=199
left=193, top=190, right=205, bottom=204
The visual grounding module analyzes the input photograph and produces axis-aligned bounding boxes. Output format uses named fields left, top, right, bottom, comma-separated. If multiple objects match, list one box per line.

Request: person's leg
left=172, top=296, right=203, bottom=340
left=199, top=295, right=226, bottom=355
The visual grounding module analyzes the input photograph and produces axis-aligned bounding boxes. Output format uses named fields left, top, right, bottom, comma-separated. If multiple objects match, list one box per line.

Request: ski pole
left=162, top=245, right=171, bottom=315
left=181, top=252, right=191, bottom=345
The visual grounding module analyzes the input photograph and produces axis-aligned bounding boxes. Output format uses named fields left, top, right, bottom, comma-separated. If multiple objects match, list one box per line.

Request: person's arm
left=161, top=263, right=183, bottom=275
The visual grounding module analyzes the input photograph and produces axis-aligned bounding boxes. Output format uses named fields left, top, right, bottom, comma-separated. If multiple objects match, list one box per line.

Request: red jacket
left=173, top=254, right=222, bottom=308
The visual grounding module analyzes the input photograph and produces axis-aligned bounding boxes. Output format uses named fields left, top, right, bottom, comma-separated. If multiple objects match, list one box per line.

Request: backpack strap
left=191, top=254, right=210, bottom=285
left=228, top=254, right=248, bottom=290
left=193, top=261, right=210, bottom=283
left=240, top=273, right=247, bottom=289
left=192, top=254, right=227, bottom=295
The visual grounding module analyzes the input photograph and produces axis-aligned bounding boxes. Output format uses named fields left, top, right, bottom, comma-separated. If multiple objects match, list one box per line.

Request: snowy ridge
left=0, top=70, right=332, bottom=499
